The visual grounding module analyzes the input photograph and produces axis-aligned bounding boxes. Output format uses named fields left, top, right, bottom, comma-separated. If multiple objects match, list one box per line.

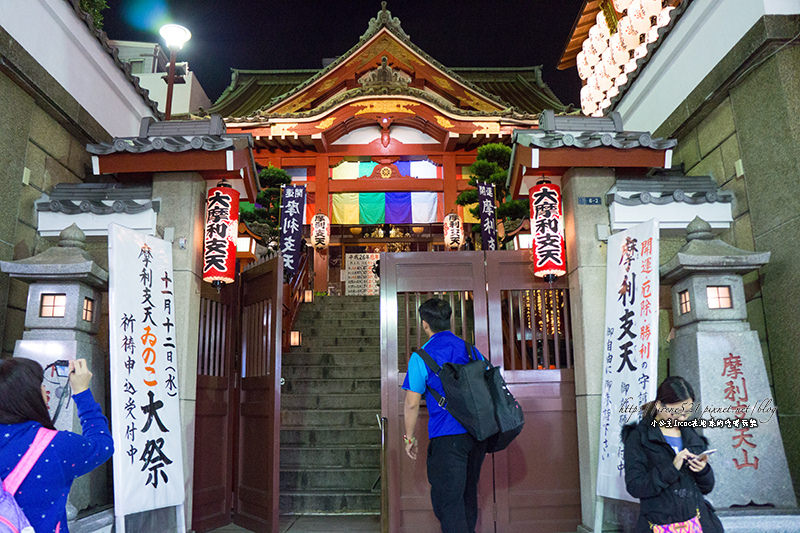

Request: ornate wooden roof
left=210, top=3, right=568, bottom=121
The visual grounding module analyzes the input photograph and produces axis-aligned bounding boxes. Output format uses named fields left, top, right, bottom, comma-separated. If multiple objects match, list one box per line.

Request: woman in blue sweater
left=0, top=358, right=113, bottom=533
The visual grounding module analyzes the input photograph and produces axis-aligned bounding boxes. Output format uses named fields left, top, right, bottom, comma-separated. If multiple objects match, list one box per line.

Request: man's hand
left=404, top=435, right=418, bottom=460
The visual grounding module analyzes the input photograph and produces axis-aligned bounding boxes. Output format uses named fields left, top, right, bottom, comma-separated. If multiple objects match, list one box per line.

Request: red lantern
left=203, top=182, right=240, bottom=286
left=529, top=181, right=566, bottom=280
left=311, top=213, right=330, bottom=250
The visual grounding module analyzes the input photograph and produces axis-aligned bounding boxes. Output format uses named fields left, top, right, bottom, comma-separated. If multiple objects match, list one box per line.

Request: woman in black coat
left=622, top=376, right=724, bottom=532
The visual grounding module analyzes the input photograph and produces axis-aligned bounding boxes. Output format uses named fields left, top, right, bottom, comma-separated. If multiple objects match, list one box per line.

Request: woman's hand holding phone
left=68, top=359, right=92, bottom=395
left=688, top=448, right=715, bottom=472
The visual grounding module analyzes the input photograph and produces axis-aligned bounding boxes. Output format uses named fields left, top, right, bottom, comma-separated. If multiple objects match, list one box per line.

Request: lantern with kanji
left=443, top=213, right=465, bottom=250
left=529, top=180, right=566, bottom=281
left=203, top=180, right=240, bottom=288
left=311, top=213, right=330, bottom=250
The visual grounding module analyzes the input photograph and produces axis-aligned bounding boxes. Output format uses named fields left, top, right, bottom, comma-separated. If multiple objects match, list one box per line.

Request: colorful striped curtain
left=330, top=192, right=438, bottom=224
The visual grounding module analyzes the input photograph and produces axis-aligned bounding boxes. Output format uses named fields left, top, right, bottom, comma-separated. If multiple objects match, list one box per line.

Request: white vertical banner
left=108, top=223, right=185, bottom=517
left=596, top=219, right=659, bottom=501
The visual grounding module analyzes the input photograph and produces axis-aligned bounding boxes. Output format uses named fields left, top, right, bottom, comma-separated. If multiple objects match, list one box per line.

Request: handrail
left=282, top=247, right=312, bottom=349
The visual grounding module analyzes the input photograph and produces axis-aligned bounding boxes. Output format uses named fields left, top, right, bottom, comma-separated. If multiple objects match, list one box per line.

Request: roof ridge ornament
left=362, top=1, right=410, bottom=41
left=359, top=55, right=411, bottom=89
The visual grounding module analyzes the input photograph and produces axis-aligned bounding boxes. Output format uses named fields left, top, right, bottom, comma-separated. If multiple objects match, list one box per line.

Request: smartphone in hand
left=54, top=360, right=70, bottom=378
left=698, top=448, right=717, bottom=460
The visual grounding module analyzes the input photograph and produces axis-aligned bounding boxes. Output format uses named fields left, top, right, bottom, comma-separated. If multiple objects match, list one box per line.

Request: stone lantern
left=661, top=217, right=796, bottom=509
left=0, top=223, right=108, bottom=514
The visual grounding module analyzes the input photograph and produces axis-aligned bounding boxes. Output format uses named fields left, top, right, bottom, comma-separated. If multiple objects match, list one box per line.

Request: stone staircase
left=279, top=295, right=381, bottom=515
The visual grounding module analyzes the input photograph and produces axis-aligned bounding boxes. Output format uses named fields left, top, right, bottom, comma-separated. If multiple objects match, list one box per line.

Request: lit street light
left=158, top=23, right=191, bottom=120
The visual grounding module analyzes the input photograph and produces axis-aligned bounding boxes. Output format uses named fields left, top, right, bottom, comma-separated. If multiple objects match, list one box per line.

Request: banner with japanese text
left=279, top=185, right=307, bottom=277
left=596, top=219, right=659, bottom=501
left=108, top=224, right=185, bottom=516
left=477, top=181, right=498, bottom=251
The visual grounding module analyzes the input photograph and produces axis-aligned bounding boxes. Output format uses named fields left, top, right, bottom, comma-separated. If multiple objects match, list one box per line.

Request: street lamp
left=158, top=23, right=191, bottom=120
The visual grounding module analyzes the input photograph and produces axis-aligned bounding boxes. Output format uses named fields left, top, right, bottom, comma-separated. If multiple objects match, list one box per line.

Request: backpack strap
left=415, top=348, right=447, bottom=408
left=3, top=427, right=57, bottom=495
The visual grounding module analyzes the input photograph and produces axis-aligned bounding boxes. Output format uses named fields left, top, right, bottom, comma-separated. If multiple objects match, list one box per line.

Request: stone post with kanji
left=661, top=217, right=796, bottom=507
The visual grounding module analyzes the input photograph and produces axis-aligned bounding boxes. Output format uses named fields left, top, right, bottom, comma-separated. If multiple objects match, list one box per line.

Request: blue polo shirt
left=402, top=330, right=486, bottom=439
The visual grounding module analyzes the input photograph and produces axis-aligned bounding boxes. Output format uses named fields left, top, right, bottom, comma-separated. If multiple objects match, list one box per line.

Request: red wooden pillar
left=313, top=155, right=329, bottom=292
left=443, top=153, right=458, bottom=215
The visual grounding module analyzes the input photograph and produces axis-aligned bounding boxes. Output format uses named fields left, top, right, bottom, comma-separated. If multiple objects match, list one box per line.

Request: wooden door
left=380, top=251, right=492, bottom=532
left=192, top=282, right=236, bottom=532
left=381, top=250, right=581, bottom=533
left=234, top=257, right=283, bottom=532
left=485, top=251, right=581, bottom=533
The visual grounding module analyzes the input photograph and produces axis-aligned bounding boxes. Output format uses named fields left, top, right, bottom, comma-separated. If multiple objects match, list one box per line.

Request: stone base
left=68, top=507, right=114, bottom=533
left=717, top=508, right=800, bottom=532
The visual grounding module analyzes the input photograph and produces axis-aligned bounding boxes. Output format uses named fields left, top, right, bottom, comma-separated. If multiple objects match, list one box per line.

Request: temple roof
left=211, top=66, right=569, bottom=118
left=210, top=3, right=568, bottom=120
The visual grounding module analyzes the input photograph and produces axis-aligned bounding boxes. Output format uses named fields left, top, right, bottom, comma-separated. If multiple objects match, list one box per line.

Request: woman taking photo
left=0, top=358, right=113, bottom=533
left=622, top=376, right=723, bottom=532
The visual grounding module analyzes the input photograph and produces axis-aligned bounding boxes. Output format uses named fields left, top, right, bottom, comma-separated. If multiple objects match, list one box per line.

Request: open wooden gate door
left=192, top=257, right=283, bottom=533
left=234, top=258, right=283, bottom=532
left=381, top=250, right=581, bottom=533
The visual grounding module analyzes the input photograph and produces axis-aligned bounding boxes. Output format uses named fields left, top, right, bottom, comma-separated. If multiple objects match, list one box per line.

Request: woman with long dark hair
left=622, top=376, right=724, bottom=532
left=0, top=358, right=113, bottom=533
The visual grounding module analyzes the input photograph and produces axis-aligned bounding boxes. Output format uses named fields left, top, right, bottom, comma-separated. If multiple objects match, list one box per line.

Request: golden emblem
left=434, top=115, right=455, bottom=129
left=380, top=167, right=392, bottom=179
left=316, top=116, right=337, bottom=130
left=353, top=99, right=418, bottom=115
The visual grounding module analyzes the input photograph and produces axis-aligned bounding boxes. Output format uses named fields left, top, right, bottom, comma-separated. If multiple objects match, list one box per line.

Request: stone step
left=296, top=310, right=380, bottom=322
left=281, top=364, right=380, bottom=380
left=280, top=467, right=380, bottom=491
left=282, top=352, right=379, bottom=365
left=279, top=490, right=380, bottom=515
left=281, top=409, right=379, bottom=428
left=281, top=378, right=380, bottom=395
left=280, top=445, right=380, bottom=469
left=281, top=428, right=380, bottom=446
left=281, top=394, right=381, bottom=410
left=295, top=326, right=380, bottom=338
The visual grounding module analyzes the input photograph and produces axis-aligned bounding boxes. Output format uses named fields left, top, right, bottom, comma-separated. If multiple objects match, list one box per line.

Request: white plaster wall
left=332, top=125, right=439, bottom=145
left=614, top=0, right=800, bottom=133
left=1, top=0, right=156, bottom=137
left=136, top=71, right=211, bottom=115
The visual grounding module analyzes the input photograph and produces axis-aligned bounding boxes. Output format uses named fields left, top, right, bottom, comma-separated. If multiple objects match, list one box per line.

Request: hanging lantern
left=613, top=0, right=634, bottom=12
left=582, top=39, right=601, bottom=67
left=443, top=213, right=465, bottom=249
left=577, top=51, right=593, bottom=80
left=615, top=71, right=629, bottom=87
left=595, top=11, right=611, bottom=36
left=529, top=181, right=566, bottom=281
left=588, top=25, right=608, bottom=55
left=607, top=84, right=620, bottom=98
left=607, top=33, right=629, bottom=68
left=640, top=0, right=662, bottom=18
left=629, top=0, right=653, bottom=34
left=580, top=86, right=599, bottom=116
left=657, top=6, right=674, bottom=28
left=311, top=213, right=330, bottom=250
left=203, top=180, right=240, bottom=288
left=617, top=16, right=641, bottom=51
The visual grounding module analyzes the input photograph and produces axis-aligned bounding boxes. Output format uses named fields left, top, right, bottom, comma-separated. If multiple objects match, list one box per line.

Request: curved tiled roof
left=66, top=0, right=161, bottom=118
left=210, top=4, right=568, bottom=119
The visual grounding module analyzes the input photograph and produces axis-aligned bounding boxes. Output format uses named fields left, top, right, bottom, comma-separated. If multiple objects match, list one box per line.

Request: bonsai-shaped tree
left=81, top=0, right=109, bottom=28
left=455, top=143, right=529, bottom=244
left=240, top=164, right=292, bottom=240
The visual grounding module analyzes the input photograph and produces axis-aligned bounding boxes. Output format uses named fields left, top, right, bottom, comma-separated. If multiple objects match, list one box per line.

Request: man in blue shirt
left=402, top=298, right=488, bottom=533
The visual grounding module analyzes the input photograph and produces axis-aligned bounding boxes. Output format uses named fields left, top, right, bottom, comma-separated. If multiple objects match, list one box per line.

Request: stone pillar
left=562, top=167, right=617, bottom=530
left=0, top=224, right=108, bottom=515
left=151, top=172, right=206, bottom=525
left=662, top=217, right=796, bottom=508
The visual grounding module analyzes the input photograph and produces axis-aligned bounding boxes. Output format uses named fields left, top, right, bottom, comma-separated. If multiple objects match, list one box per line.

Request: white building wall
left=0, top=0, right=156, bottom=137
left=614, top=0, right=800, bottom=132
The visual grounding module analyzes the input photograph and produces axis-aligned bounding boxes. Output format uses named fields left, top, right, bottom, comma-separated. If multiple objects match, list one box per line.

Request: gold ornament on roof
left=434, top=115, right=455, bottom=129
left=353, top=99, right=418, bottom=115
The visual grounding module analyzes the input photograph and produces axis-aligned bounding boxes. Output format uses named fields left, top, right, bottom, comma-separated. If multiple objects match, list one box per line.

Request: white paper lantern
left=657, top=6, right=675, bottom=28
left=633, top=42, right=648, bottom=60
left=641, top=0, right=662, bottom=18
left=617, top=16, right=641, bottom=51
left=646, top=26, right=660, bottom=44
left=607, top=85, right=620, bottom=98
left=311, top=213, right=330, bottom=249
left=624, top=57, right=638, bottom=74
left=613, top=0, right=634, bottom=12
left=599, top=97, right=612, bottom=110
left=589, top=26, right=609, bottom=55
left=629, top=0, right=654, bottom=34
left=585, top=75, right=604, bottom=102
left=443, top=213, right=465, bottom=249
left=576, top=51, right=593, bottom=80
left=607, top=33, right=630, bottom=68
left=582, top=39, right=601, bottom=66
left=615, top=71, right=629, bottom=87
left=602, top=47, right=623, bottom=79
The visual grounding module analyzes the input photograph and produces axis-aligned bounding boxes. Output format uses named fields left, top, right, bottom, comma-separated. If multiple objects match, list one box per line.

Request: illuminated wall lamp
left=290, top=331, right=302, bottom=346
left=303, top=289, right=314, bottom=303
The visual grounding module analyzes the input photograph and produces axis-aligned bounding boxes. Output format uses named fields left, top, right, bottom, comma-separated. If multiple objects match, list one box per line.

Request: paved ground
left=209, top=515, right=381, bottom=533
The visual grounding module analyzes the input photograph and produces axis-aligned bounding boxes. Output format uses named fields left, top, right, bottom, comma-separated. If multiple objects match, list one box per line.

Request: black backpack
left=417, top=342, right=524, bottom=453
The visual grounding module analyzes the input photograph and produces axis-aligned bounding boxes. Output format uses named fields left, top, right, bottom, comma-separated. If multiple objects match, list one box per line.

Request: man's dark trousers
left=427, top=432, right=488, bottom=533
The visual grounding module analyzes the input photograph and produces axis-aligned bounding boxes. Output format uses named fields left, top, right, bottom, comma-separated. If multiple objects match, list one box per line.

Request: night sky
left=102, top=0, right=585, bottom=107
